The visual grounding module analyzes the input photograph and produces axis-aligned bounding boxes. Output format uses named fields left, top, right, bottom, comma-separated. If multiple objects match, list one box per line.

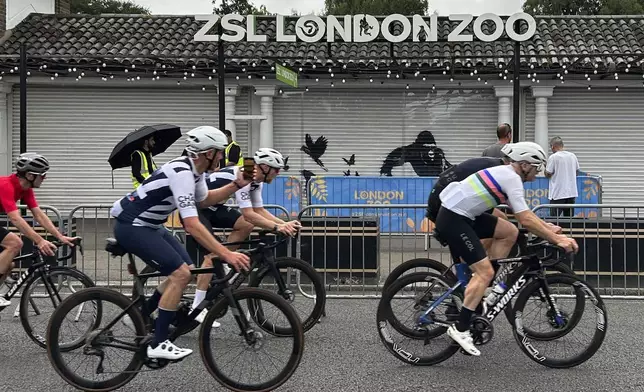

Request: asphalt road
left=0, top=299, right=643, bottom=392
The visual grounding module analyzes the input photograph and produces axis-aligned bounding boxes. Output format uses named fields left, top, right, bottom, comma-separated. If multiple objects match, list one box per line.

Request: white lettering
left=473, top=13, right=504, bottom=42
left=505, top=12, right=537, bottom=42
left=277, top=15, right=296, bottom=42
left=382, top=14, right=411, bottom=43
left=193, top=13, right=537, bottom=43
left=412, top=14, right=436, bottom=42
left=193, top=14, right=220, bottom=42
left=296, top=15, right=326, bottom=43
left=221, top=14, right=245, bottom=42
left=353, top=14, right=379, bottom=42
left=486, top=276, right=527, bottom=321
left=448, top=14, right=473, bottom=42
left=327, top=15, right=352, bottom=42
left=246, top=15, right=267, bottom=42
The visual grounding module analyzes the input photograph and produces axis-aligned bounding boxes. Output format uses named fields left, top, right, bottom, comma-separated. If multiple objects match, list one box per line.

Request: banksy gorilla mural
left=379, top=130, right=452, bottom=177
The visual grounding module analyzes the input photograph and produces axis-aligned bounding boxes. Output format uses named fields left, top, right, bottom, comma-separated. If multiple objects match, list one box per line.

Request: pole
left=512, top=40, right=520, bottom=142
left=20, top=43, right=27, bottom=153
left=218, top=24, right=225, bottom=132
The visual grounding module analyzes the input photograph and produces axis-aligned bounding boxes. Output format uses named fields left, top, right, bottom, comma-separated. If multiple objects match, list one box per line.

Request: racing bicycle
left=377, top=236, right=607, bottom=369
left=46, top=230, right=304, bottom=392
left=1, top=237, right=93, bottom=348
left=381, top=228, right=576, bottom=326
left=138, top=230, right=326, bottom=336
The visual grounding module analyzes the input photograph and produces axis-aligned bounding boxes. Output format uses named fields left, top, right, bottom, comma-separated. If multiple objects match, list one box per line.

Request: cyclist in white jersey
left=434, top=141, right=578, bottom=356
left=110, top=126, right=252, bottom=361
left=189, top=148, right=301, bottom=323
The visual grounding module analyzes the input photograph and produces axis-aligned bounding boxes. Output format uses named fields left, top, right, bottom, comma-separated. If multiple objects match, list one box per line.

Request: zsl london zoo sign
left=194, top=12, right=537, bottom=43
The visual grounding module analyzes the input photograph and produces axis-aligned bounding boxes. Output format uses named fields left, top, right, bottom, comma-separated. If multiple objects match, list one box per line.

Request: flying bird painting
left=379, top=130, right=452, bottom=177
left=300, top=169, right=316, bottom=182
left=342, top=154, right=356, bottom=166
left=343, top=169, right=351, bottom=176
left=282, top=156, right=290, bottom=172
left=301, top=133, right=329, bottom=171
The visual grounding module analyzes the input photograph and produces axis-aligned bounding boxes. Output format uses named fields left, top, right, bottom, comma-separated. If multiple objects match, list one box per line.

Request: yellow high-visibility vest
left=131, top=150, right=157, bottom=189
left=225, top=141, right=244, bottom=166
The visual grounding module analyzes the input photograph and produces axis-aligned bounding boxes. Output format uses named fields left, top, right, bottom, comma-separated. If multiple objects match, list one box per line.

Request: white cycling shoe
left=193, top=308, right=221, bottom=328
left=0, top=297, right=11, bottom=307
left=447, top=325, right=481, bottom=356
left=147, top=340, right=192, bottom=360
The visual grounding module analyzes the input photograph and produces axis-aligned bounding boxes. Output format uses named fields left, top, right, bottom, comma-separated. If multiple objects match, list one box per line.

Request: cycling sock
left=192, top=289, right=207, bottom=310
left=144, top=290, right=162, bottom=317
left=457, top=307, right=474, bottom=332
left=151, top=308, right=175, bottom=348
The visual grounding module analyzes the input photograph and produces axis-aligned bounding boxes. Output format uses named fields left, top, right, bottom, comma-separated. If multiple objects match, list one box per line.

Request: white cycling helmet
left=16, top=152, right=50, bottom=174
left=185, top=126, right=228, bottom=153
left=254, top=148, right=285, bottom=169
left=501, top=142, right=547, bottom=169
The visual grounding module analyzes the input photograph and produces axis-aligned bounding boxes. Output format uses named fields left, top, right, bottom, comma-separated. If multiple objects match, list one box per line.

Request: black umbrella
left=108, top=124, right=182, bottom=170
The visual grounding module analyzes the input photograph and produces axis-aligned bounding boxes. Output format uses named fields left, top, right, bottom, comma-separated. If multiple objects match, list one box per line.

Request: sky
left=130, top=0, right=524, bottom=16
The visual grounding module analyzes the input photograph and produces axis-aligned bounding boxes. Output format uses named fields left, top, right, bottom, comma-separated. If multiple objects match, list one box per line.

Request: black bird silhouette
left=342, top=154, right=355, bottom=166
left=300, top=169, right=316, bottom=182
left=354, top=171, right=360, bottom=176
left=343, top=169, right=351, bottom=176
left=282, top=156, right=290, bottom=172
left=300, top=134, right=329, bottom=171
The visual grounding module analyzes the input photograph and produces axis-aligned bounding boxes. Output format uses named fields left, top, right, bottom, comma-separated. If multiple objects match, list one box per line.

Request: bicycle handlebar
left=34, top=237, right=83, bottom=261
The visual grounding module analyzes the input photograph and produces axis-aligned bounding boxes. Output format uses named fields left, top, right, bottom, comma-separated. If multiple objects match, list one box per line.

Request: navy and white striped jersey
left=111, top=156, right=208, bottom=228
left=206, top=166, right=263, bottom=209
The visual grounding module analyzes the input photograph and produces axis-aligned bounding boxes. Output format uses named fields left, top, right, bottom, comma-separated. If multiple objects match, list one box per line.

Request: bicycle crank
left=470, top=316, right=494, bottom=346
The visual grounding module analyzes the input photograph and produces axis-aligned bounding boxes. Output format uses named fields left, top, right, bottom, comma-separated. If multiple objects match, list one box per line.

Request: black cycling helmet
left=16, top=152, right=50, bottom=174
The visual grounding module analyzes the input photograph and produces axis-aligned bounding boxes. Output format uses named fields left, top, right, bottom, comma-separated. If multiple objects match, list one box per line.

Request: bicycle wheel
left=376, top=272, right=461, bottom=366
left=248, top=257, right=326, bottom=333
left=20, top=266, right=96, bottom=349
left=512, top=274, right=607, bottom=368
left=502, top=261, right=576, bottom=327
left=47, top=287, right=147, bottom=391
left=382, top=258, right=456, bottom=294
left=199, top=287, right=304, bottom=392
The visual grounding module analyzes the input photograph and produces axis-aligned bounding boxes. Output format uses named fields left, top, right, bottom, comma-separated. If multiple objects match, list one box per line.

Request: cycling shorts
left=0, top=227, right=9, bottom=244
left=201, top=206, right=242, bottom=231
left=113, top=219, right=193, bottom=276
left=434, top=206, right=498, bottom=266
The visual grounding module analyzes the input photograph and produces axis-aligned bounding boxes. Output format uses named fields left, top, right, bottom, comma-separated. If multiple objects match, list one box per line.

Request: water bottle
left=484, top=281, right=507, bottom=308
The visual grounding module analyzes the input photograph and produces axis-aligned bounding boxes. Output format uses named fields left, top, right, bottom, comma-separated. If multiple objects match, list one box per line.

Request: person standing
left=131, top=136, right=157, bottom=189
left=481, top=123, right=512, bottom=158
left=221, top=129, right=243, bottom=168
left=545, top=136, right=580, bottom=217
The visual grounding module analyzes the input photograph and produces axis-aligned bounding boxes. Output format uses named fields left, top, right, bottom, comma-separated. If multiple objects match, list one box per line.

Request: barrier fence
left=4, top=202, right=644, bottom=299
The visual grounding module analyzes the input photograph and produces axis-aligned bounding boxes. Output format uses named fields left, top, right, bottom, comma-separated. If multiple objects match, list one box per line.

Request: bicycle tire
left=20, top=266, right=96, bottom=349
left=46, top=287, right=147, bottom=392
left=381, top=258, right=456, bottom=294
left=376, top=272, right=461, bottom=366
left=512, top=274, right=607, bottom=368
left=199, top=287, right=304, bottom=392
left=502, top=261, right=575, bottom=327
left=248, top=257, right=326, bottom=333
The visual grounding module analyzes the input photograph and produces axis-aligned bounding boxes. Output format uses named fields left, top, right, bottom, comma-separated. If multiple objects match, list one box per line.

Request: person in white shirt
left=545, top=136, right=580, bottom=217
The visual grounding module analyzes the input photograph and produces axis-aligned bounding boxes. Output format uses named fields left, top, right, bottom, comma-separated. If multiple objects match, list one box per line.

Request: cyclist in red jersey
left=0, top=153, right=77, bottom=307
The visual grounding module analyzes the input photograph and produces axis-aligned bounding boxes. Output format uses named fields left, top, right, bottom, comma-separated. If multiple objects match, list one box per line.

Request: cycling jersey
left=427, top=157, right=504, bottom=221
left=111, top=156, right=208, bottom=228
left=440, top=164, right=529, bottom=220
left=206, top=166, right=263, bottom=209
left=0, top=174, right=38, bottom=213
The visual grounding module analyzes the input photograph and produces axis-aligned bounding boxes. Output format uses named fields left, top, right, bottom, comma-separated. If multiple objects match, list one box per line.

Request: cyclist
left=110, top=126, right=252, bottom=361
left=189, top=147, right=301, bottom=322
left=433, top=141, right=578, bottom=356
left=0, top=153, right=77, bottom=307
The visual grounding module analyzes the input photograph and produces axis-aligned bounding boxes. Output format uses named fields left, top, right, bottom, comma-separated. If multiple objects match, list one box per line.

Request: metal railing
left=6, top=202, right=643, bottom=299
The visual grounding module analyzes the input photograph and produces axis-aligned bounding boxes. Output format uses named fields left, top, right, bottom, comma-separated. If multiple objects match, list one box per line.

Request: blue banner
left=308, top=175, right=602, bottom=233
left=261, top=175, right=302, bottom=220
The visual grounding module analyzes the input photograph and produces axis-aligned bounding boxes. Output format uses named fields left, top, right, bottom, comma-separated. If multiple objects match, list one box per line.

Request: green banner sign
left=276, top=64, right=298, bottom=88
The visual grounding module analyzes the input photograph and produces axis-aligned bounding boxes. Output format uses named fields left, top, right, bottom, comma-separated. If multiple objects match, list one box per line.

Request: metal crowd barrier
left=64, top=204, right=292, bottom=295
left=7, top=202, right=643, bottom=300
